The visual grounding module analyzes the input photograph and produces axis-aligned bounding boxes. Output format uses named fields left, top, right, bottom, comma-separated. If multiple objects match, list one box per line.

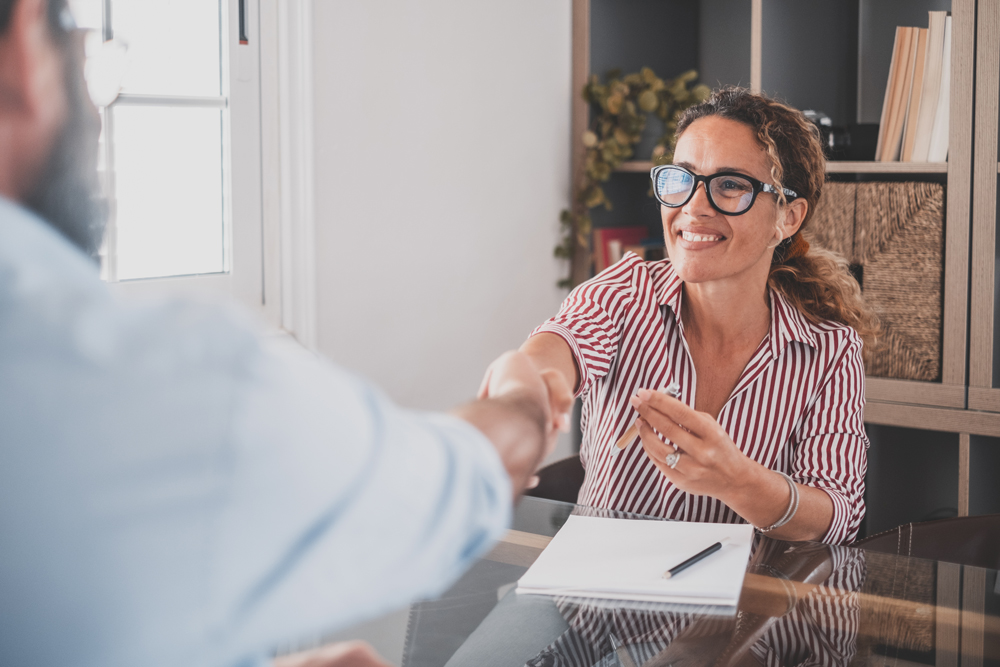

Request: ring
left=665, top=451, right=681, bottom=469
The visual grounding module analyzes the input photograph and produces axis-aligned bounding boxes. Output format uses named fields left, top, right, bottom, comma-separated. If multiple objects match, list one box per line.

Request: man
left=0, top=1, right=571, bottom=665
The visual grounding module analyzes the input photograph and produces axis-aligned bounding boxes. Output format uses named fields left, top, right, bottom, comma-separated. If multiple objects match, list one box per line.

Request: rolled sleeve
left=792, top=337, right=869, bottom=545
left=530, top=256, right=639, bottom=397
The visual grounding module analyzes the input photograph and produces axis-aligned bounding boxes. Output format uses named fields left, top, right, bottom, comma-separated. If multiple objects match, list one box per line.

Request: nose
left=682, top=180, right=715, bottom=217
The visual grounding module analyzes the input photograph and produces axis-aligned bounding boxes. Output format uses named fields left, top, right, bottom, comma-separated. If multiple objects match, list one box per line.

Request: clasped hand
left=478, top=350, right=574, bottom=470
left=630, top=389, right=751, bottom=502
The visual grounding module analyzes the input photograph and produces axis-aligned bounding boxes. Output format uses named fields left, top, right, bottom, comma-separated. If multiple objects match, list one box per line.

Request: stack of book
left=876, top=11, right=952, bottom=163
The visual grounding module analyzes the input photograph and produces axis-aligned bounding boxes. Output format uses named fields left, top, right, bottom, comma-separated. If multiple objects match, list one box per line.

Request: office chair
left=853, top=514, right=1000, bottom=570
left=525, top=455, right=584, bottom=504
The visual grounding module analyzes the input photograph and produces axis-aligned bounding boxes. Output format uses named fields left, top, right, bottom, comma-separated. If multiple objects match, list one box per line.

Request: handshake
left=474, top=349, right=576, bottom=490
left=274, top=346, right=577, bottom=667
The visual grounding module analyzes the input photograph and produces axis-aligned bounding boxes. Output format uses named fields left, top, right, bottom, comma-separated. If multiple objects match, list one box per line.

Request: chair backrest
left=525, top=455, right=584, bottom=504
left=853, top=514, right=1000, bottom=571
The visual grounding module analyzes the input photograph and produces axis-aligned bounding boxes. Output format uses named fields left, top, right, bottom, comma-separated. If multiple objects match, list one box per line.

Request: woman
left=483, top=87, right=878, bottom=545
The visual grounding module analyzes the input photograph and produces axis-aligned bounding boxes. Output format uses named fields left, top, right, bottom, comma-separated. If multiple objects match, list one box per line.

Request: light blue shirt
left=0, top=197, right=512, bottom=667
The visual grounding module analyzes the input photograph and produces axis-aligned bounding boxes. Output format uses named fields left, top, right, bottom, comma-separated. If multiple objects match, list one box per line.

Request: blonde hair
left=676, top=87, right=880, bottom=345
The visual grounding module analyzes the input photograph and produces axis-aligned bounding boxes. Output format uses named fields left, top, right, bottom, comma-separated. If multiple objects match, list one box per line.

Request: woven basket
left=805, top=182, right=944, bottom=382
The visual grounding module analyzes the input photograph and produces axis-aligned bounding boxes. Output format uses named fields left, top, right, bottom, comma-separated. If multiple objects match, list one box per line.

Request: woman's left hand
left=629, top=388, right=752, bottom=502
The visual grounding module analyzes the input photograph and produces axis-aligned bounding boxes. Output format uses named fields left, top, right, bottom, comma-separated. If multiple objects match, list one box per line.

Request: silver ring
left=665, top=451, right=681, bottom=469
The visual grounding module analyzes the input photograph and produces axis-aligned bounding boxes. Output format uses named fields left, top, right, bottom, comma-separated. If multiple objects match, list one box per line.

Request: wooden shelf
left=865, top=401, right=1000, bottom=438
left=616, top=160, right=948, bottom=174
left=617, top=161, right=655, bottom=173
left=825, top=161, right=948, bottom=174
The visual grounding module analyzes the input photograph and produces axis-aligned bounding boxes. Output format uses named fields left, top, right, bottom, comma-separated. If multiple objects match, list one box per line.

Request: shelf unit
left=570, top=0, right=1000, bottom=527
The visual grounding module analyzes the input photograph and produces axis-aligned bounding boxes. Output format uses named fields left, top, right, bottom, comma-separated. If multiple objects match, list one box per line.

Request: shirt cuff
left=530, top=322, right=590, bottom=398
left=816, top=486, right=859, bottom=545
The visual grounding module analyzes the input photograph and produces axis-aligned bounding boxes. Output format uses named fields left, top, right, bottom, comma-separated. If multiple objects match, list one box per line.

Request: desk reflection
left=401, top=498, right=999, bottom=667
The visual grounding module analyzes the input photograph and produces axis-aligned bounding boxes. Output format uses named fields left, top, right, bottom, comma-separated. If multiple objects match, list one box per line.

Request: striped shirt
left=532, top=253, right=868, bottom=545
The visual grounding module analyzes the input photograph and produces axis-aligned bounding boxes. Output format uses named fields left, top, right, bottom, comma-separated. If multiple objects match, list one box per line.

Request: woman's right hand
left=478, top=350, right=573, bottom=439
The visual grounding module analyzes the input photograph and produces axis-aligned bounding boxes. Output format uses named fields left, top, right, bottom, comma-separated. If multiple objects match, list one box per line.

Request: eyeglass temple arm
left=762, top=183, right=799, bottom=199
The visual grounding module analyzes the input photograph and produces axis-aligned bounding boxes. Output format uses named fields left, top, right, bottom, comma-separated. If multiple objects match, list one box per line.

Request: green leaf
left=638, top=90, right=658, bottom=112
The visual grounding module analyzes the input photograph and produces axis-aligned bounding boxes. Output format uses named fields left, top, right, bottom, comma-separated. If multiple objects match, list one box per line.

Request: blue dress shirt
left=0, top=197, right=512, bottom=667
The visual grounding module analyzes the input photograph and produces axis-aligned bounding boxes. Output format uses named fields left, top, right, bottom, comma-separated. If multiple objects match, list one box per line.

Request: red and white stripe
left=532, top=254, right=869, bottom=545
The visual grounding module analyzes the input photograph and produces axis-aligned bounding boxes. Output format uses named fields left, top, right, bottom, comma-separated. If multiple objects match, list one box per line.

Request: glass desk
left=399, top=497, right=1000, bottom=667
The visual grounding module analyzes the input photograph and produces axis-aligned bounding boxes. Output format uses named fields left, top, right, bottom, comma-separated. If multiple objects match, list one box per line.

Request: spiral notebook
left=516, top=515, right=754, bottom=606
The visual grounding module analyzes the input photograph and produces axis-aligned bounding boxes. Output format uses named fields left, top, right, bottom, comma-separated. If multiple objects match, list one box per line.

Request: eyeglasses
left=83, top=33, right=129, bottom=107
left=58, top=7, right=129, bottom=108
left=650, top=165, right=799, bottom=216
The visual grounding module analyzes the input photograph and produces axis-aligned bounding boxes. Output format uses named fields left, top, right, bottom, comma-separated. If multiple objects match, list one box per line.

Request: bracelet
left=756, top=472, right=800, bottom=534
left=751, top=564, right=799, bottom=614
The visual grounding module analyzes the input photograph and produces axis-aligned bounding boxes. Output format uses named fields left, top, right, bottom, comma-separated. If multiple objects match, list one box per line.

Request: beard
left=23, top=40, right=107, bottom=261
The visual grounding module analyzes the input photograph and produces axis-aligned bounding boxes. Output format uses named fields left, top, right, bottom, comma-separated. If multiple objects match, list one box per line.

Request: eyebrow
left=673, top=161, right=758, bottom=177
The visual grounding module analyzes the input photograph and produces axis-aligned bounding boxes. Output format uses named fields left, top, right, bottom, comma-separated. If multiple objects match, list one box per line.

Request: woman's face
left=661, top=116, right=800, bottom=288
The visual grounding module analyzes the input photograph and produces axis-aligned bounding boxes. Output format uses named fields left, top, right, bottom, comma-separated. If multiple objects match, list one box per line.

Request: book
left=912, top=11, right=948, bottom=162
left=516, top=515, right=754, bottom=607
left=881, top=27, right=916, bottom=161
left=875, top=27, right=905, bottom=162
left=928, top=15, right=952, bottom=162
left=901, top=28, right=928, bottom=161
left=593, top=226, right=648, bottom=272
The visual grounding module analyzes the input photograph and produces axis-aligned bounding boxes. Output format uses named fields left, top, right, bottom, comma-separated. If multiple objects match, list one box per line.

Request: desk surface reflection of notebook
left=516, top=515, right=753, bottom=607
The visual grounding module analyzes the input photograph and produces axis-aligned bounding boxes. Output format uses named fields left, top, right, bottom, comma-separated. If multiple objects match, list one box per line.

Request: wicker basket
left=806, top=182, right=944, bottom=382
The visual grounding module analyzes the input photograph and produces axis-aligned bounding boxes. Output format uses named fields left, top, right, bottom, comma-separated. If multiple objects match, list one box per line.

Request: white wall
left=311, top=1, right=572, bottom=415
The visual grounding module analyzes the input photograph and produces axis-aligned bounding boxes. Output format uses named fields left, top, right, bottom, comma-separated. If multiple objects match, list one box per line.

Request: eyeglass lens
left=654, top=167, right=755, bottom=214
left=84, top=35, right=129, bottom=108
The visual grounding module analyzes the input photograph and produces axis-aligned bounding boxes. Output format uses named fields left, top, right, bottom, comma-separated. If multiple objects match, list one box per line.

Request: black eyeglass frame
left=650, top=165, right=799, bottom=217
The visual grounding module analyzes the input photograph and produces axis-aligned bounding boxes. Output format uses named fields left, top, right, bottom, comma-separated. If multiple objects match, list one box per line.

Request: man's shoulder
left=0, top=198, right=102, bottom=278
left=0, top=198, right=260, bottom=367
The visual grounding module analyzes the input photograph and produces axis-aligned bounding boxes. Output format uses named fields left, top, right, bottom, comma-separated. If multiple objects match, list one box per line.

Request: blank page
left=517, top=515, right=754, bottom=606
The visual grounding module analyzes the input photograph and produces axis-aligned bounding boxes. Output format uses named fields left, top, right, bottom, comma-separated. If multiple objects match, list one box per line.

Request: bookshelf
left=570, top=0, right=1000, bottom=530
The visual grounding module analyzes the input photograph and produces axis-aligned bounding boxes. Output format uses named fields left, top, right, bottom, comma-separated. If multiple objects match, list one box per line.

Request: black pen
left=661, top=539, right=726, bottom=579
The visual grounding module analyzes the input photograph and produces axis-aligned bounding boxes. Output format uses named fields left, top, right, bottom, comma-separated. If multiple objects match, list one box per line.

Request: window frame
left=83, top=0, right=316, bottom=343
left=95, top=0, right=282, bottom=331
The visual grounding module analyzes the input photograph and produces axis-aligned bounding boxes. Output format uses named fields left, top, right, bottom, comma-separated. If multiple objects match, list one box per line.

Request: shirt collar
left=656, top=260, right=818, bottom=355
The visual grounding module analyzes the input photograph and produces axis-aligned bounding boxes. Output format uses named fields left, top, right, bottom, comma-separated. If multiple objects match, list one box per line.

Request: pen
left=614, top=381, right=681, bottom=450
left=662, top=540, right=725, bottom=579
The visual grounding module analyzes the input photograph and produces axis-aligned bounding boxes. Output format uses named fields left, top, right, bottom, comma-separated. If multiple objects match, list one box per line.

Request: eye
left=713, top=177, right=753, bottom=198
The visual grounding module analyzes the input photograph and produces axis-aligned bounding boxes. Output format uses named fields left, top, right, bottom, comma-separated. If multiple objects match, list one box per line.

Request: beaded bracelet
left=756, top=471, right=800, bottom=533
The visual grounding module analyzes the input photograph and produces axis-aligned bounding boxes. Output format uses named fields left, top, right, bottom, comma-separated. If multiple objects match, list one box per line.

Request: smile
left=679, top=230, right=726, bottom=243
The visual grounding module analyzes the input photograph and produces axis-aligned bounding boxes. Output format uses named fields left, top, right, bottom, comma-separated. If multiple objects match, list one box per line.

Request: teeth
left=680, top=231, right=723, bottom=243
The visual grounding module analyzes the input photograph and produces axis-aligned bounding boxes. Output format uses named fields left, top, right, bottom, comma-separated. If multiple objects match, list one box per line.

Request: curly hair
left=675, top=87, right=880, bottom=346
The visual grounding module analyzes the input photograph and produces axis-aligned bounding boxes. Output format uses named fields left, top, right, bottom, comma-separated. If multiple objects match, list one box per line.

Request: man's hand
left=273, top=641, right=392, bottom=667
left=478, top=350, right=574, bottom=448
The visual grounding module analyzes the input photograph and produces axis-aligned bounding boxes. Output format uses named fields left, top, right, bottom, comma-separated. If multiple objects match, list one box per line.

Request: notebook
left=516, top=515, right=754, bottom=607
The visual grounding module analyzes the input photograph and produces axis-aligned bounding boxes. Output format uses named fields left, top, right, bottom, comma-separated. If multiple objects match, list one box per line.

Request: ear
left=779, top=197, right=808, bottom=240
left=0, top=0, right=57, bottom=115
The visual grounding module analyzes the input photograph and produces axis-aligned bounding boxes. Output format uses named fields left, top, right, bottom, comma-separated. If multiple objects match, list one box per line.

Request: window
left=70, top=0, right=272, bottom=321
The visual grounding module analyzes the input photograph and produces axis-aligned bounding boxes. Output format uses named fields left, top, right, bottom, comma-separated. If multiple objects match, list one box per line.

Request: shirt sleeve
left=530, top=255, right=640, bottom=397
left=210, top=335, right=512, bottom=659
left=791, top=334, right=869, bottom=545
